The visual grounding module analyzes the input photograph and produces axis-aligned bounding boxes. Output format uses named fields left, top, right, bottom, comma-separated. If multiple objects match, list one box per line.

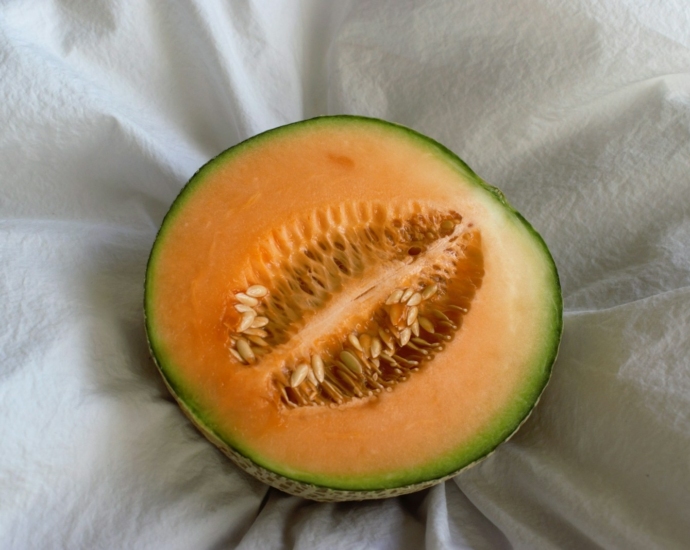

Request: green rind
left=144, top=115, right=562, bottom=497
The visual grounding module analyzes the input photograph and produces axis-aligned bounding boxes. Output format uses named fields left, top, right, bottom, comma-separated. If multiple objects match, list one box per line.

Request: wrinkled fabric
left=1, top=1, right=689, bottom=548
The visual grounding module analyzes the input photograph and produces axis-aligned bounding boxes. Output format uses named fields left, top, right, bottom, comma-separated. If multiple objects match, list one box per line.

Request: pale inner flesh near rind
left=145, top=118, right=561, bottom=490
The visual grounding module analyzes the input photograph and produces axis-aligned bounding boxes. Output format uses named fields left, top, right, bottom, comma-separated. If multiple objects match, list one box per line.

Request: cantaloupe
left=144, top=116, right=562, bottom=501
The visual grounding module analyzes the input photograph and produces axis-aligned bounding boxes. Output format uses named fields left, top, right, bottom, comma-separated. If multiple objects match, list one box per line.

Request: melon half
left=144, top=116, right=562, bottom=501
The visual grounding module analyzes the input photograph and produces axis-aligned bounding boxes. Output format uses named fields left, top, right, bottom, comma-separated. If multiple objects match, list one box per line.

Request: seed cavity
left=224, top=205, right=483, bottom=410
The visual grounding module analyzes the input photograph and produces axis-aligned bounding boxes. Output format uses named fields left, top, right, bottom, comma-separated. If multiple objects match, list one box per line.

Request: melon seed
left=431, top=309, right=451, bottom=322
left=386, top=289, right=404, bottom=305
left=388, top=303, right=405, bottom=326
left=393, top=355, right=418, bottom=367
left=236, top=338, right=256, bottom=363
left=387, top=324, right=400, bottom=339
left=412, top=337, right=432, bottom=347
left=322, top=380, right=344, bottom=403
left=348, top=333, right=363, bottom=352
left=281, top=387, right=296, bottom=407
left=407, top=342, right=428, bottom=355
left=306, top=367, right=318, bottom=386
left=247, top=335, right=269, bottom=347
left=326, top=369, right=351, bottom=394
left=238, top=311, right=257, bottom=332
left=336, top=363, right=361, bottom=390
left=312, top=354, right=325, bottom=382
left=406, top=306, right=419, bottom=326
left=229, top=348, right=245, bottom=363
left=401, top=288, right=414, bottom=303
left=379, top=353, right=398, bottom=365
left=421, top=283, right=438, bottom=300
left=291, top=364, right=309, bottom=387
left=418, top=316, right=435, bottom=333
left=236, top=293, right=259, bottom=307
left=370, top=337, right=382, bottom=358
left=410, top=319, right=420, bottom=337
left=379, top=328, right=395, bottom=350
left=406, top=292, right=422, bottom=306
left=359, top=333, right=372, bottom=357
left=244, top=328, right=268, bottom=338
left=340, top=351, right=363, bottom=374
left=246, top=285, right=268, bottom=298
left=251, top=316, right=269, bottom=328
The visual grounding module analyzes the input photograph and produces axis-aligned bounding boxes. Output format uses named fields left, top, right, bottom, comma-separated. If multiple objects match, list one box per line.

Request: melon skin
left=145, top=116, right=562, bottom=501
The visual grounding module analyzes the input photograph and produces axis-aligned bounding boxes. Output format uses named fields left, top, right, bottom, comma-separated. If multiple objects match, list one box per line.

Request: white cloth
left=2, top=1, right=689, bottom=548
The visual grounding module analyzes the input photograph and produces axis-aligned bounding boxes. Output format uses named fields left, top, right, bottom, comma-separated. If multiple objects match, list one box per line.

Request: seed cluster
left=225, top=206, right=484, bottom=409
left=228, top=285, right=271, bottom=364
left=276, top=282, right=469, bottom=408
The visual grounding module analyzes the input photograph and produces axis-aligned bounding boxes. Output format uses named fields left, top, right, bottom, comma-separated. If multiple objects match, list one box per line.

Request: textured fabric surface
left=2, top=1, right=689, bottom=548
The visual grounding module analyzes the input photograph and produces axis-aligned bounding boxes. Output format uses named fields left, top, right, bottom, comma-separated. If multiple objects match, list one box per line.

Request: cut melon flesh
left=145, top=116, right=561, bottom=497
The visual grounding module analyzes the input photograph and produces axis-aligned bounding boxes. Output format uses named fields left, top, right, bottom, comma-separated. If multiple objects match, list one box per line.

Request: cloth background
left=2, top=1, right=690, bottom=548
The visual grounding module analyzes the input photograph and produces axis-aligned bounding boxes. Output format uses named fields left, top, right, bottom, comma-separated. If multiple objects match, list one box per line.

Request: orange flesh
left=148, top=121, right=557, bottom=485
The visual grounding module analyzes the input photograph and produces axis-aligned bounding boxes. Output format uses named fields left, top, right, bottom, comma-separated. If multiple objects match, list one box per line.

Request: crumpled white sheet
left=2, top=1, right=689, bottom=548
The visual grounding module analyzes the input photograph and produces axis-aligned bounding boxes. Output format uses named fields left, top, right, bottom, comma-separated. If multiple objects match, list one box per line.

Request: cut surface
left=145, top=116, right=562, bottom=497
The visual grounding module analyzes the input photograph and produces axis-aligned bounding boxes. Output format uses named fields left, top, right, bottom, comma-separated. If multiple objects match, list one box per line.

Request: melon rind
left=153, top=355, right=556, bottom=502
left=144, top=116, right=562, bottom=501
